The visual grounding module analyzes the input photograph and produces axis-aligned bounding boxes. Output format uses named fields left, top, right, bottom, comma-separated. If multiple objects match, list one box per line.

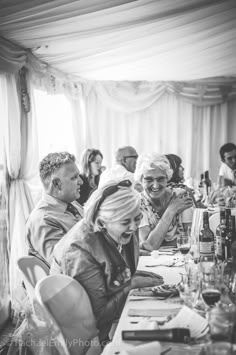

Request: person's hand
left=131, top=271, right=163, bottom=289
left=168, top=192, right=193, bottom=215
left=139, top=240, right=153, bottom=256
left=215, top=195, right=225, bottom=206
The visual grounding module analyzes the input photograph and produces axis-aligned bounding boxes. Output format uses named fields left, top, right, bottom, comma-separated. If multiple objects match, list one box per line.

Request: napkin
left=128, top=305, right=182, bottom=318
left=119, top=341, right=161, bottom=355
left=162, top=305, right=208, bottom=339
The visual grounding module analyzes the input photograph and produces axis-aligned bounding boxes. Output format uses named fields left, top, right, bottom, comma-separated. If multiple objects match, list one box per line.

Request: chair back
left=35, top=274, right=100, bottom=355
left=17, top=256, right=50, bottom=306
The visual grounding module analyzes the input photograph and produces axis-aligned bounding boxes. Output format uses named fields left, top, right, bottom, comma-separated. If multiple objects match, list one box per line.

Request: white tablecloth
left=102, top=255, right=205, bottom=355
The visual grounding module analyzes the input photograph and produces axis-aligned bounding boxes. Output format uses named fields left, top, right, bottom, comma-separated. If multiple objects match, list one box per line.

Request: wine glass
left=177, top=232, right=191, bottom=260
left=201, top=274, right=221, bottom=309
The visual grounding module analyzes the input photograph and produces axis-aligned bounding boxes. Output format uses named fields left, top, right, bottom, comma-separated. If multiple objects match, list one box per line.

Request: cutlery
left=145, top=261, right=184, bottom=267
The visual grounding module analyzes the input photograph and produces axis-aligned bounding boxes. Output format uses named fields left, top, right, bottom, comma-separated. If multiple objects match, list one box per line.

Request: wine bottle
left=199, top=211, right=214, bottom=257
left=225, top=208, right=231, bottom=237
left=198, top=173, right=204, bottom=196
left=229, top=241, right=236, bottom=305
left=204, top=170, right=212, bottom=196
left=215, top=209, right=226, bottom=261
left=230, top=215, right=236, bottom=244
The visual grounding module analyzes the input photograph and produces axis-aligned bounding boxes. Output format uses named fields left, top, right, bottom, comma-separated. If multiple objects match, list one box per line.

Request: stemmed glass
left=201, top=272, right=221, bottom=309
left=177, top=231, right=191, bottom=264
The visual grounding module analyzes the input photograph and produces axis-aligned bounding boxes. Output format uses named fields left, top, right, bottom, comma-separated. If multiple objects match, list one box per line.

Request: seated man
left=26, top=152, right=83, bottom=267
left=219, top=143, right=236, bottom=187
left=99, top=146, right=138, bottom=186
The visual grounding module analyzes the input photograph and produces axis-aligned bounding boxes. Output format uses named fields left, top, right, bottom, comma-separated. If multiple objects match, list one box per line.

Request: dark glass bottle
left=216, top=209, right=226, bottom=261
left=199, top=211, right=214, bottom=257
left=225, top=208, right=231, bottom=239
left=229, top=241, right=236, bottom=305
left=225, top=216, right=236, bottom=261
left=204, top=170, right=212, bottom=196
left=198, top=173, right=204, bottom=198
left=231, top=215, right=236, bottom=244
left=229, top=241, right=236, bottom=343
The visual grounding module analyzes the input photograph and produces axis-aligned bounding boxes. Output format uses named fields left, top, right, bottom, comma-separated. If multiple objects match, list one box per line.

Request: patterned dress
left=139, top=190, right=183, bottom=245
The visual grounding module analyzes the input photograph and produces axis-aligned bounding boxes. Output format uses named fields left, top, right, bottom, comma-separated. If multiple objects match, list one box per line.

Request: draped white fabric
left=0, top=74, right=38, bottom=311
left=0, top=0, right=236, bottom=81
left=78, top=84, right=230, bottom=182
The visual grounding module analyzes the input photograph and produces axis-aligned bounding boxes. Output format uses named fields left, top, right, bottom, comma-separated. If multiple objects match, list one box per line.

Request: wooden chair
left=35, top=274, right=101, bottom=355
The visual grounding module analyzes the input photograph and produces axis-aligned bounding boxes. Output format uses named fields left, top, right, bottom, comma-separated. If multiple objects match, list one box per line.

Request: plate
left=152, top=284, right=179, bottom=297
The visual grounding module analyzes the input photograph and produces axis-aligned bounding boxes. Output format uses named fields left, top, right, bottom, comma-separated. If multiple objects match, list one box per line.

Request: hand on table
left=131, top=270, right=163, bottom=289
left=139, top=240, right=153, bottom=256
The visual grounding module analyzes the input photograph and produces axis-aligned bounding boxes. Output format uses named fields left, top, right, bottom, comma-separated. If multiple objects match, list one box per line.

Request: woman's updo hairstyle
left=84, top=180, right=141, bottom=232
left=134, top=152, right=173, bottom=182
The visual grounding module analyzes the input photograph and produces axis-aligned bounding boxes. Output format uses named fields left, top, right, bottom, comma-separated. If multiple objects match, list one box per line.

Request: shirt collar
left=43, top=193, right=68, bottom=213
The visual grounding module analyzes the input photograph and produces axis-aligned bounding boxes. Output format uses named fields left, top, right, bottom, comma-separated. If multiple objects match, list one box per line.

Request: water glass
left=202, top=342, right=233, bottom=355
left=178, top=273, right=199, bottom=308
left=207, top=301, right=235, bottom=342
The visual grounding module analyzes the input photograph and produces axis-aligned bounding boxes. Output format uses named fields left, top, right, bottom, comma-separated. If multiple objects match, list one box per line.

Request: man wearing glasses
left=99, top=146, right=138, bottom=186
left=219, top=143, right=236, bottom=187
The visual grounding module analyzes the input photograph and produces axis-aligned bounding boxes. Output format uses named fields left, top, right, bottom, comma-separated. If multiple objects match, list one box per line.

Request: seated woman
left=165, top=154, right=184, bottom=186
left=135, top=153, right=193, bottom=250
left=51, top=180, right=163, bottom=344
left=77, top=148, right=103, bottom=205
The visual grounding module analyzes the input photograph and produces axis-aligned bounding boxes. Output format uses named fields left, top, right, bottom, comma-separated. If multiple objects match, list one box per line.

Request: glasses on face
left=94, top=179, right=132, bottom=221
left=143, top=176, right=167, bottom=184
left=124, top=155, right=138, bottom=160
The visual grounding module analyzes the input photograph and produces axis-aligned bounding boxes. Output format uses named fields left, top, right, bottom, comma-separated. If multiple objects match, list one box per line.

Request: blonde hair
left=135, top=152, right=173, bottom=182
left=84, top=180, right=141, bottom=231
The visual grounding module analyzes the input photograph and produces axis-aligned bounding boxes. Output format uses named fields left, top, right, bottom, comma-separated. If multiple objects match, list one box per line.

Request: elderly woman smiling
left=51, top=179, right=163, bottom=345
left=135, top=153, right=193, bottom=250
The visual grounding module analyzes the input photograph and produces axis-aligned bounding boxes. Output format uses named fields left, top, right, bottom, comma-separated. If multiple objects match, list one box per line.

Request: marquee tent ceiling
left=1, top=0, right=236, bottom=81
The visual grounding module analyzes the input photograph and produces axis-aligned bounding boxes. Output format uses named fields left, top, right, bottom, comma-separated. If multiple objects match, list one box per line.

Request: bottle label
left=216, top=232, right=222, bottom=258
left=199, top=241, right=214, bottom=255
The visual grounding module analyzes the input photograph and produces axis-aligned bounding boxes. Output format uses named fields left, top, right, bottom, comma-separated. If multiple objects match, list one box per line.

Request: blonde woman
left=135, top=153, right=193, bottom=250
left=51, top=179, right=163, bottom=345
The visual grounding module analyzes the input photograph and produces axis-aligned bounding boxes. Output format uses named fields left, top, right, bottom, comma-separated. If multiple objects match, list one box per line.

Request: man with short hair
left=219, top=143, right=236, bottom=187
left=99, top=146, right=138, bottom=186
left=26, top=152, right=83, bottom=266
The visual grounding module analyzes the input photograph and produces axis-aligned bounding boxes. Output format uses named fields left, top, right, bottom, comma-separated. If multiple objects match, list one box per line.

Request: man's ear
left=121, top=157, right=127, bottom=167
left=52, top=177, right=61, bottom=190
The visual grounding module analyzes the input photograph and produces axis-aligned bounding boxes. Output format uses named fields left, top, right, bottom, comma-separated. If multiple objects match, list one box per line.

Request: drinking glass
left=202, top=342, right=233, bottom=355
left=178, top=273, right=199, bottom=308
left=207, top=302, right=235, bottom=342
left=201, top=275, right=221, bottom=309
left=177, top=232, right=191, bottom=264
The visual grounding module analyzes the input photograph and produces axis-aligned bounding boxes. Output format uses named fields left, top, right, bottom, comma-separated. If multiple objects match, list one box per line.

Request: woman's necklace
left=117, top=244, right=123, bottom=253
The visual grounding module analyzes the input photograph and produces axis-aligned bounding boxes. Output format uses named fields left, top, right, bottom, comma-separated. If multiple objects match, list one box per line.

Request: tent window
left=33, top=89, right=76, bottom=160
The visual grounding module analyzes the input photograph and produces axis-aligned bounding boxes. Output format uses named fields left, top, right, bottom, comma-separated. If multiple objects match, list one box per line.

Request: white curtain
left=75, top=82, right=231, bottom=182
left=0, top=73, right=39, bottom=312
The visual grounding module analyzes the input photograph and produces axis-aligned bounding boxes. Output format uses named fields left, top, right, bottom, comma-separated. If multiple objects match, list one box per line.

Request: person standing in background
left=165, top=154, right=184, bottom=186
left=218, top=143, right=236, bottom=187
left=77, top=148, right=103, bottom=205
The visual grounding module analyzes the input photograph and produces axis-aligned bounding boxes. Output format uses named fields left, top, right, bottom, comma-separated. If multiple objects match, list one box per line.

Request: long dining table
left=102, top=253, right=209, bottom=355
